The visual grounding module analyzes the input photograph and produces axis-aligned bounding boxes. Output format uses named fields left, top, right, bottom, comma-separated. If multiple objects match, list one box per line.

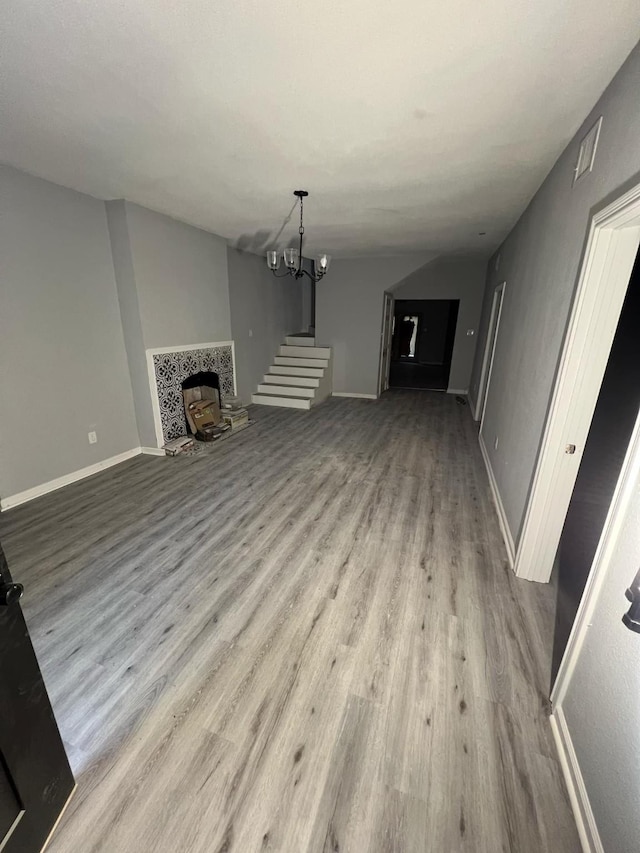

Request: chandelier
left=266, top=190, right=331, bottom=283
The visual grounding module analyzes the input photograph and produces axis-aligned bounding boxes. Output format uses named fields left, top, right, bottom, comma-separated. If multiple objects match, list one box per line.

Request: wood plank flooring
left=0, top=391, right=580, bottom=852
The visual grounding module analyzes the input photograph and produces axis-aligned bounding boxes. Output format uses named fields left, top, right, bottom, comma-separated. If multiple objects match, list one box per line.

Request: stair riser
left=262, top=375, right=320, bottom=388
left=257, top=384, right=316, bottom=398
left=269, top=366, right=324, bottom=378
left=251, top=394, right=311, bottom=409
left=279, top=345, right=331, bottom=359
left=274, top=356, right=329, bottom=368
left=285, top=336, right=316, bottom=347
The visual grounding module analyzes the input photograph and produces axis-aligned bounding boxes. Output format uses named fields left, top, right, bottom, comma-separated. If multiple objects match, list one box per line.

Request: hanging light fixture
left=266, top=190, right=331, bottom=282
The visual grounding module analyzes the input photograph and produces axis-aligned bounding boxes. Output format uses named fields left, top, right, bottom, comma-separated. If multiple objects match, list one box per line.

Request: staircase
left=251, top=335, right=332, bottom=410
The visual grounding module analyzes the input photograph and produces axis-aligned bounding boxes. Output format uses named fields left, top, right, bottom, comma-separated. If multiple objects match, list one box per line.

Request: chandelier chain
left=298, top=196, right=305, bottom=236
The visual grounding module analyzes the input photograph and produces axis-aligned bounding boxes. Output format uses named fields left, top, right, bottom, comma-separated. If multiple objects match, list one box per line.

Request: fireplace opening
left=181, top=371, right=221, bottom=438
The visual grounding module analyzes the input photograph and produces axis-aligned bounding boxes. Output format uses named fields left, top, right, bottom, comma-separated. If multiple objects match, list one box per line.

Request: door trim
left=514, top=180, right=640, bottom=582
left=475, top=282, right=506, bottom=426
left=41, top=784, right=77, bottom=853
left=548, top=409, right=640, bottom=853
left=473, top=282, right=504, bottom=421
left=552, top=406, right=640, bottom=707
left=377, top=292, right=394, bottom=396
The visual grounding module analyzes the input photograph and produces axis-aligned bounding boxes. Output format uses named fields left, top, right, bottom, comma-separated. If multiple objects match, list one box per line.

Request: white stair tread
left=269, top=365, right=324, bottom=378
left=262, top=374, right=320, bottom=387
left=251, top=394, right=311, bottom=409
left=279, top=345, right=331, bottom=359
left=274, top=356, right=329, bottom=368
left=257, top=384, right=315, bottom=398
left=285, top=335, right=316, bottom=346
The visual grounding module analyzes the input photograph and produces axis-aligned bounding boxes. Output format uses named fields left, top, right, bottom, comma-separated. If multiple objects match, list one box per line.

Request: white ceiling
left=2, top=2, right=639, bottom=257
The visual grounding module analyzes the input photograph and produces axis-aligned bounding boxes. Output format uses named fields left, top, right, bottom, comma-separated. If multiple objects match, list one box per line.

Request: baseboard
left=446, top=388, right=468, bottom=395
left=141, top=446, right=166, bottom=456
left=0, top=448, right=142, bottom=511
left=467, top=392, right=479, bottom=419
left=42, top=784, right=77, bottom=853
left=332, top=392, right=378, bottom=400
left=550, top=708, right=603, bottom=853
left=478, top=434, right=515, bottom=568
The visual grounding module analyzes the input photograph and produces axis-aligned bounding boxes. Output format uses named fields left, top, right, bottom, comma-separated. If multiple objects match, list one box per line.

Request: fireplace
left=146, top=342, right=235, bottom=446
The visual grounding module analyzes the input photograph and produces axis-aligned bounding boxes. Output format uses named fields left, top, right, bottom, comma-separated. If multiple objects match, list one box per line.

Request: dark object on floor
left=456, top=396, right=467, bottom=405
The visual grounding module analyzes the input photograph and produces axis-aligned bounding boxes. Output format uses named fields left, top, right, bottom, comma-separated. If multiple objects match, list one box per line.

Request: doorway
left=551, top=246, right=640, bottom=683
left=389, top=299, right=459, bottom=391
left=514, top=181, right=640, bottom=583
left=474, top=282, right=505, bottom=424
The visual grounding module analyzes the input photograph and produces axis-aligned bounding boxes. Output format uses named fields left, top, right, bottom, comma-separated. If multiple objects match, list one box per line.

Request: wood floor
left=0, top=392, right=580, bottom=853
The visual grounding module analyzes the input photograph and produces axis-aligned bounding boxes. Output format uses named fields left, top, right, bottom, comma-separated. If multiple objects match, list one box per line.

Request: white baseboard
left=550, top=708, right=603, bottom=853
left=332, top=392, right=378, bottom=400
left=141, top=446, right=166, bottom=456
left=0, top=448, right=142, bottom=511
left=478, top=434, right=515, bottom=568
left=446, top=388, right=468, bottom=395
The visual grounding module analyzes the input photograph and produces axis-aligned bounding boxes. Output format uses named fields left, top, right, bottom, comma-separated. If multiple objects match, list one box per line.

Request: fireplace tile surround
left=146, top=342, right=236, bottom=446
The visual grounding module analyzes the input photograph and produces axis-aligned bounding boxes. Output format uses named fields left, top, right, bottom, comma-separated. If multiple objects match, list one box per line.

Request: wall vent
left=574, top=116, right=602, bottom=184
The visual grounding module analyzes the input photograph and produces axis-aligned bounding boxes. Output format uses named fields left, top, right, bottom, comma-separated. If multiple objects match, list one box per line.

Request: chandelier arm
left=295, top=267, right=324, bottom=284
left=270, top=268, right=295, bottom=279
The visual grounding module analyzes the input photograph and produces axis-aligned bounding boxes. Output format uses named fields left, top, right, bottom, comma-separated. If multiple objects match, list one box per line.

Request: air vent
left=574, top=117, right=602, bottom=184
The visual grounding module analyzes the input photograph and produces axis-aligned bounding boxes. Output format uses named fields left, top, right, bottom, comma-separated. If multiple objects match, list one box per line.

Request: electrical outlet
left=88, top=431, right=98, bottom=445
left=494, top=435, right=499, bottom=451
left=466, top=329, right=475, bottom=336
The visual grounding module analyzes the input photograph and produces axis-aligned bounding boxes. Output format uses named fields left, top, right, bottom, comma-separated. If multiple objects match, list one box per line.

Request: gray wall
left=470, top=42, right=640, bottom=545
left=562, top=461, right=640, bottom=853
left=0, top=166, right=139, bottom=498
left=106, top=201, right=157, bottom=448
left=107, top=201, right=232, bottom=446
left=123, top=202, right=231, bottom=348
left=315, top=253, right=435, bottom=395
left=392, top=255, right=486, bottom=392
left=227, top=248, right=304, bottom=402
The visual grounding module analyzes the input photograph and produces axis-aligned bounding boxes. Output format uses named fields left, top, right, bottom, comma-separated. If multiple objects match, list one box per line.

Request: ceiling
left=2, top=2, right=639, bottom=258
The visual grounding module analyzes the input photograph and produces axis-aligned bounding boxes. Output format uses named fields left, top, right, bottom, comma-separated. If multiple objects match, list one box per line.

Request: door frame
left=475, top=282, right=506, bottom=426
left=549, top=406, right=640, bottom=853
left=514, top=179, right=640, bottom=582
left=378, top=291, right=394, bottom=396
left=552, top=406, right=640, bottom=707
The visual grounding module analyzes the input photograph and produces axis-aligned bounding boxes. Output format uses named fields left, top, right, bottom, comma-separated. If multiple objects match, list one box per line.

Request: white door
left=378, top=292, right=394, bottom=395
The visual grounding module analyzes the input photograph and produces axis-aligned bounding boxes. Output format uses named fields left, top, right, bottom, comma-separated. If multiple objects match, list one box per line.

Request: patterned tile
left=151, top=345, right=235, bottom=443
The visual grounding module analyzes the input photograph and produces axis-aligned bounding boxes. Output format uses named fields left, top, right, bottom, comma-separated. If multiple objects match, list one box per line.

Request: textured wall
left=0, top=166, right=139, bottom=498
left=469, top=43, right=640, bottom=545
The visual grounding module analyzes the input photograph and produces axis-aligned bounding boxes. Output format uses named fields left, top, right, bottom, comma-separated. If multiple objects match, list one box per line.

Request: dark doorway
left=0, top=542, right=74, bottom=851
left=552, top=247, right=640, bottom=684
left=389, top=299, right=459, bottom=390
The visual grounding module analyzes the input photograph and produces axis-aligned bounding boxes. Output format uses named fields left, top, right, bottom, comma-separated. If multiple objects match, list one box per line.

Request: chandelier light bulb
left=283, top=247, right=299, bottom=269
left=315, top=253, right=331, bottom=275
left=266, top=250, right=281, bottom=271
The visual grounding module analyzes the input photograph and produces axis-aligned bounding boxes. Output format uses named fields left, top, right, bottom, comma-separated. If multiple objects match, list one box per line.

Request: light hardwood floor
left=0, top=392, right=580, bottom=852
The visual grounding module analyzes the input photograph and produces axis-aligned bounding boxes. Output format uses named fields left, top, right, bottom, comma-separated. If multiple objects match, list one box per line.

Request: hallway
left=0, top=392, right=580, bottom=852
